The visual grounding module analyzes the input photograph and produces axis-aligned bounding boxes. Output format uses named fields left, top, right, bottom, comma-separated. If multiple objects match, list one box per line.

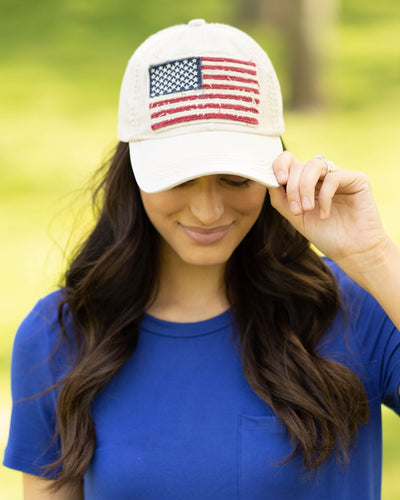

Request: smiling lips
left=179, top=223, right=233, bottom=244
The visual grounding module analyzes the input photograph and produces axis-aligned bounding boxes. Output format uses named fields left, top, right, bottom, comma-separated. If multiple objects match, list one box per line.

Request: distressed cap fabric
left=117, top=19, right=285, bottom=193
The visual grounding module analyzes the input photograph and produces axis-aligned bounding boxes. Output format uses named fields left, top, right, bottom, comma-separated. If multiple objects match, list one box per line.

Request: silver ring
left=314, top=154, right=336, bottom=174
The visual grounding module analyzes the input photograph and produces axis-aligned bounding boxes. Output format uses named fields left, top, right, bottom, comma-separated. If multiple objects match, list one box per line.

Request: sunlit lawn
left=1, top=0, right=400, bottom=497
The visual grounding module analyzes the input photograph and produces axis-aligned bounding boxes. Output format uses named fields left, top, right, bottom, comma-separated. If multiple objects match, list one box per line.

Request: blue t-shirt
left=4, top=259, right=400, bottom=499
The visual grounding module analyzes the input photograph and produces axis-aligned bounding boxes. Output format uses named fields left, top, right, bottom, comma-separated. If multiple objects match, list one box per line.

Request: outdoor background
left=1, top=0, right=399, bottom=497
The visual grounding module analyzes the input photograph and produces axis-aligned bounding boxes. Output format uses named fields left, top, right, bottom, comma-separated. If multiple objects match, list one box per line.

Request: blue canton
left=149, top=57, right=202, bottom=98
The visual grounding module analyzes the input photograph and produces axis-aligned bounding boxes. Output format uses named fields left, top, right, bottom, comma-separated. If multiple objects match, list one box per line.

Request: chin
left=179, top=248, right=234, bottom=267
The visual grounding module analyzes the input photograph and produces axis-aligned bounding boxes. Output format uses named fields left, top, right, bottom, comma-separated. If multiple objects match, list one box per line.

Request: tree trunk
left=234, top=0, right=338, bottom=110
left=286, top=0, right=338, bottom=109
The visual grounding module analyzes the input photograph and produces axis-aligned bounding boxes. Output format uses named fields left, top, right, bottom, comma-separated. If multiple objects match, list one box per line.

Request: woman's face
left=140, top=174, right=267, bottom=267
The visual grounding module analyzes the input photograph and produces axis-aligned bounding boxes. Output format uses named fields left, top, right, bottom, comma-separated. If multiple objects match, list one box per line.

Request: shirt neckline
left=140, top=309, right=233, bottom=338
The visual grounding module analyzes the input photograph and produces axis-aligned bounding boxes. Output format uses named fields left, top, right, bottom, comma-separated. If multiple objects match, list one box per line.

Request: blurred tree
left=236, top=0, right=338, bottom=110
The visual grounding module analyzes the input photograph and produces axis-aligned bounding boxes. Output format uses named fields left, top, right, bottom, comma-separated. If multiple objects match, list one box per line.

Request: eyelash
left=223, top=178, right=251, bottom=189
left=174, top=178, right=252, bottom=189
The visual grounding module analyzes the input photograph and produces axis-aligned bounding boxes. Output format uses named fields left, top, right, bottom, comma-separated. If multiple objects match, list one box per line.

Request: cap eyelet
left=188, top=19, right=206, bottom=27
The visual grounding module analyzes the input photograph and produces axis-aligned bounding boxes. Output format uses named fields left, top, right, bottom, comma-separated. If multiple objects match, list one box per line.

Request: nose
left=189, top=177, right=225, bottom=225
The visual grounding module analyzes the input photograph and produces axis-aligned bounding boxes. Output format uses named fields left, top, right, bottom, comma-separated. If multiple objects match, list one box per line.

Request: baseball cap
left=117, top=19, right=285, bottom=193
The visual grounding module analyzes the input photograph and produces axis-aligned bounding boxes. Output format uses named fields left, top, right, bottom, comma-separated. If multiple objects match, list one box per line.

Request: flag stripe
left=202, top=74, right=259, bottom=85
left=152, top=113, right=259, bottom=131
left=151, top=103, right=258, bottom=127
left=151, top=102, right=259, bottom=119
left=201, top=64, right=257, bottom=76
left=149, top=92, right=260, bottom=109
left=201, top=56, right=256, bottom=67
left=202, top=83, right=260, bottom=94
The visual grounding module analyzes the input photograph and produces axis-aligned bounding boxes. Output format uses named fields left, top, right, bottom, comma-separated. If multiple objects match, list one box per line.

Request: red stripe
left=201, top=56, right=256, bottom=67
left=203, top=74, right=259, bottom=86
left=201, top=64, right=257, bottom=76
left=151, top=113, right=259, bottom=130
left=203, top=83, right=260, bottom=94
left=151, top=102, right=259, bottom=119
left=149, top=93, right=260, bottom=109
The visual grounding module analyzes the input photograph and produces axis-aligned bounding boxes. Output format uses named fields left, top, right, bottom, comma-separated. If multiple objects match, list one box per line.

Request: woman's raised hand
left=268, top=151, right=390, bottom=277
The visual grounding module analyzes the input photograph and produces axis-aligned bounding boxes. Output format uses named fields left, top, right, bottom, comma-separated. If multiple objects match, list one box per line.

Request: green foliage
left=1, top=0, right=400, bottom=496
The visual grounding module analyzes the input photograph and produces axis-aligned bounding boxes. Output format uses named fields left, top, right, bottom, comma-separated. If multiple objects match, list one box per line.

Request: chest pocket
left=238, top=415, right=344, bottom=500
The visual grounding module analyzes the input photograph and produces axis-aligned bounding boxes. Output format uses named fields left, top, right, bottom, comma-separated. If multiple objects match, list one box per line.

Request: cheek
left=234, top=187, right=267, bottom=218
left=140, top=191, right=185, bottom=221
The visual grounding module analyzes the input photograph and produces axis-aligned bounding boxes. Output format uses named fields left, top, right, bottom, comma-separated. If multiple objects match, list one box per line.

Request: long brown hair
left=47, top=141, right=369, bottom=489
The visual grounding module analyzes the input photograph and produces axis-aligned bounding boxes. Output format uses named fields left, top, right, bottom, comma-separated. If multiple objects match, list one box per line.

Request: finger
left=299, top=158, right=327, bottom=211
left=272, top=151, right=297, bottom=185
left=285, top=160, right=306, bottom=215
left=317, top=170, right=341, bottom=219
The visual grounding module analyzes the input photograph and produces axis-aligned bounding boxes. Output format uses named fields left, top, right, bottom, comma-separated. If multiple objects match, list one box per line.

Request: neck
left=146, top=243, right=229, bottom=322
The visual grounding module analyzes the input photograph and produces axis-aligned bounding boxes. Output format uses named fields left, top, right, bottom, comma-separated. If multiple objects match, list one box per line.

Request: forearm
left=339, top=237, right=400, bottom=330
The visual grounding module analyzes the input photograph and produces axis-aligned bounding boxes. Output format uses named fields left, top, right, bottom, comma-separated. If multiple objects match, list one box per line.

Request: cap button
left=188, top=19, right=206, bottom=27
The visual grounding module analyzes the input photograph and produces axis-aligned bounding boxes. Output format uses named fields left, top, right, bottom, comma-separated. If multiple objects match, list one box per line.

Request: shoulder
left=11, top=289, right=74, bottom=395
left=322, top=257, right=374, bottom=321
left=323, top=256, right=361, bottom=296
left=320, top=257, right=397, bottom=370
left=14, top=289, right=67, bottom=349
left=322, top=257, right=399, bottom=370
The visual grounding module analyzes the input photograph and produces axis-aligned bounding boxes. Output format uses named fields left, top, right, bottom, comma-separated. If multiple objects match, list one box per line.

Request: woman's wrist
left=347, top=237, right=399, bottom=292
left=339, top=237, right=400, bottom=328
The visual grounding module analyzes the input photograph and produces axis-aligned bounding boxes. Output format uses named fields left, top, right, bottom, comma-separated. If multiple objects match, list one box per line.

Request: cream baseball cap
left=117, top=19, right=285, bottom=193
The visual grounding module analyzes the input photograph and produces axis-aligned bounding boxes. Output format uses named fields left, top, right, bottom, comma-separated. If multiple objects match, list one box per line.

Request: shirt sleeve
left=326, top=258, right=400, bottom=415
left=354, top=286, right=400, bottom=414
left=3, top=292, right=70, bottom=477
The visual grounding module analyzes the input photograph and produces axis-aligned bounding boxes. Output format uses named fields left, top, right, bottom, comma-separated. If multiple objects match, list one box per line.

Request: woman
left=4, top=20, right=400, bottom=499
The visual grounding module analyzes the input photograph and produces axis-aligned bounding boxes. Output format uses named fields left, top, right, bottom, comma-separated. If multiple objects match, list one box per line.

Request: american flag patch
left=148, top=56, right=260, bottom=131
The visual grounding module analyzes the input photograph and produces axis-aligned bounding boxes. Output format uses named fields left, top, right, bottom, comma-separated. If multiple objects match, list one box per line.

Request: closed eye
left=172, top=176, right=252, bottom=189
left=221, top=177, right=252, bottom=188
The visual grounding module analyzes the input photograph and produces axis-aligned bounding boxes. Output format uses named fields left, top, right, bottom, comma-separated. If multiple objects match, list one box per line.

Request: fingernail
left=302, top=197, right=312, bottom=210
left=320, top=211, right=329, bottom=220
left=290, top=201, right=301, bottom=214
left=276, top=171, right=286, bottom=184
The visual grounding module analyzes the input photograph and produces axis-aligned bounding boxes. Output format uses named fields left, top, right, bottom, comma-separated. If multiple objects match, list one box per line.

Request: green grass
left=1, top=0, right=400, bottom=497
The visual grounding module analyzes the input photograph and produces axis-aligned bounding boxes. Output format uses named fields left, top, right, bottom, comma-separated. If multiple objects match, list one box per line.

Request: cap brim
left=129, top=130, right=282, bottom=193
